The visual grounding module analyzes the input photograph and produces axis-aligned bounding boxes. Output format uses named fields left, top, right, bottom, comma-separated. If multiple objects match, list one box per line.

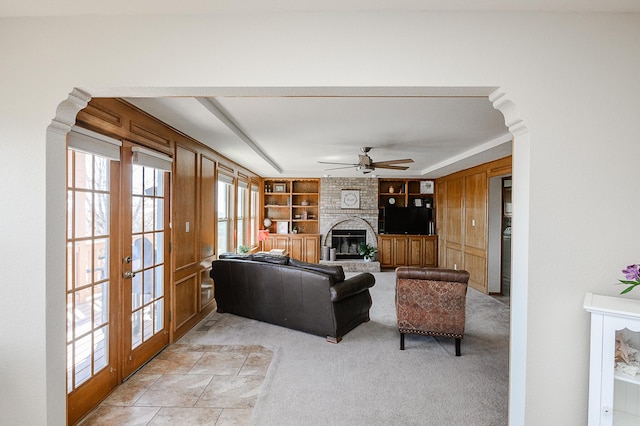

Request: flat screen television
left=381, top=207, right=433, bottom=235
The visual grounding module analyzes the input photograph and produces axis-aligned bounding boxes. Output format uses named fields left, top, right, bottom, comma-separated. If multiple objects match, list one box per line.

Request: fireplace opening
left=331, top=229, right=366, bottom=259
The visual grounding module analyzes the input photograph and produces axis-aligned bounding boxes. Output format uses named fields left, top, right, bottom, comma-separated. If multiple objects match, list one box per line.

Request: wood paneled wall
left=435, top=156, right=512, bottom=293
left=76, top=98, right=260, bottom=341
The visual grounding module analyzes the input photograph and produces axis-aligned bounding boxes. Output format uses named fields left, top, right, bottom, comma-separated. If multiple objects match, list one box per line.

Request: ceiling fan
left=319, top=147, right=414, bottom=174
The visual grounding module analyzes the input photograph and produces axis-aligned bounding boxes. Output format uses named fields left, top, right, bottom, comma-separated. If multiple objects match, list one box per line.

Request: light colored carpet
left=178, top=271, right=510, bottom=426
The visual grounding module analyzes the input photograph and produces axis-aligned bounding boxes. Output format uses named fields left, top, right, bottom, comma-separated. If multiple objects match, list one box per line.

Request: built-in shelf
left=263, top=178, right=320, bottom=262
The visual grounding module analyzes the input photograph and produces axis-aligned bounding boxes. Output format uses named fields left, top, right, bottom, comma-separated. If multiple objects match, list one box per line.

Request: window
left=250, top=184, right=259, bottom=247
left=217, top=175, right=234, bottom=254
left=237, top=183, right=248, bottom=249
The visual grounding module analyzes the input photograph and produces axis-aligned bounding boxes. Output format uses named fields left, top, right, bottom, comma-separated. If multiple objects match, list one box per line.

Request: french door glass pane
left=155, top=169, right=164, bottom=196
left=154, top=265, right=164, bottom=298
left=155, top=199, right=164, bottom=231
left=154, top=300, right=164, bottom=333
left=75, top=192, right=92, bottom=238
left=94, top=156, right=109, bottom=191
left=66, top=150, right=112, bottom=394
left=132, top=196, right=143, bottom=233
left=130, top=165, right=166, bottom=351
left=93, top=327, right=108, bottom=371
left=94, top=193, right=109, bottom=236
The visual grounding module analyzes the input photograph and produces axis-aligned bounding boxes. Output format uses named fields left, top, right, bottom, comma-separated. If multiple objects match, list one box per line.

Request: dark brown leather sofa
left=210, top=253, right=375, bottom=343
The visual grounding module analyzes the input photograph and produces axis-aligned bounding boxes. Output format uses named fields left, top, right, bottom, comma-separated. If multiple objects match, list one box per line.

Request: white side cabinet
left=584, top=293, right=640, bottom=425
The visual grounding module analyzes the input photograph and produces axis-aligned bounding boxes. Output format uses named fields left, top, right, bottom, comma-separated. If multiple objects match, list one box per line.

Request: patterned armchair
left=395, top=267, right=470, bottom=356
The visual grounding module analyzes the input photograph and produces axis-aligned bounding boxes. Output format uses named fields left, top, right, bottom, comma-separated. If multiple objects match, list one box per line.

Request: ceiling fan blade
left=323, top=165, right=359, bottom=171
left=374, top=164, right=411, bottom=170
left=371, top=159, right=414, bottom=166
left=318, top=161, right=359, bottom=166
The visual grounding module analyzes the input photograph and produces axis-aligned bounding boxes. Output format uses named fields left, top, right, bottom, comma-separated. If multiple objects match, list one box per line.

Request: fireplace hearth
left=331, top=229, right=366, bottom=259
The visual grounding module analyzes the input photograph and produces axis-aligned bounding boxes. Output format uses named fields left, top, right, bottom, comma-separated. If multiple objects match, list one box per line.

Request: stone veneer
left=320, top=177, right=379, bottom=253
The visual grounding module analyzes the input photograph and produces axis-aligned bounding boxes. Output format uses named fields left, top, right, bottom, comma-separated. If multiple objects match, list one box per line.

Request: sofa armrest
left=330, top=273, right=375, bottom=302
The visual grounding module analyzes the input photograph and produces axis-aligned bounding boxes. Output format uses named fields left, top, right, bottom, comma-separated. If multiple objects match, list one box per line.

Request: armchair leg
left=455, top=338, right=461, bottom=356
left=400, top=332, right=405, bottom=350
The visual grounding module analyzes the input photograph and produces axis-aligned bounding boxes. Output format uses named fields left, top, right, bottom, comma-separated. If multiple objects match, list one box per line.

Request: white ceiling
left=2, top=0, right=640, bottom=16
left=13, top=2, right=634, bottom=179
left=125, top=93, right=512, bottom=179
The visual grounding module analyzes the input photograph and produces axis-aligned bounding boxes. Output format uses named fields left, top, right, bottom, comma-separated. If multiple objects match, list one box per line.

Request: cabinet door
left=303, top=236, right=319, bottom=263
left=408, top=236, right=423, bottom=266
left=422, top=237, right=438, bottom=267
left=394, top=236, right=408, bottom=266
left=289, top=236, right=303, bottom=261
left=266, top=235, right=289, bottom=252
left=378, top=236, right=395, bottom=268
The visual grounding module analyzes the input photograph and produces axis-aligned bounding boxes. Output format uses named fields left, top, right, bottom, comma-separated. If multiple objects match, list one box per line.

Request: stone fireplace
left=319, top=177, right=380, bottom=271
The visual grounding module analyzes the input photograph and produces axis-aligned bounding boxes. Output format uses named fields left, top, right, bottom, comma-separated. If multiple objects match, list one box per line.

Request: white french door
left=66, top=147, right=120, bottom=424
left=121, top=142, right=171, bottom=378
left=66, top=134, right=171, bottom=424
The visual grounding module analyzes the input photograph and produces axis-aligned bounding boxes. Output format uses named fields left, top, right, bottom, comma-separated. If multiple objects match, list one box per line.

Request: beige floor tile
left=195, top=375, right=263, bottom=409
left=164, top=343, right=221, bottom=353
left=135, top=374, right=213, bottom=407
left=78, top=406, right=160, bottom=426
left=147, top=407, right=223, bottom=425
left=216, top=408, right=253, bottom=426
left=189, top=352, right=248, bottom=375
left=140, top=351, right=205, bottom=375
left=238, top=352, right=272, bottom=376
left=80, top=344, right=271, bottom=424
left=102, top=374, right=162, bottom=406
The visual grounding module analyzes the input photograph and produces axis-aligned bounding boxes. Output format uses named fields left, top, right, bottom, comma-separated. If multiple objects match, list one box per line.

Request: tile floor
left=78, top=343, right=273, bottom=426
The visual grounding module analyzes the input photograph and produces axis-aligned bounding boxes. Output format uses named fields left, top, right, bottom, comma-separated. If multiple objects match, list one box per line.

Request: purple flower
left=622, top=264, right=640, bottom=281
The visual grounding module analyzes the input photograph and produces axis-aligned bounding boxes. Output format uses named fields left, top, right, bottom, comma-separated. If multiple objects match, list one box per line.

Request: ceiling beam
left=197, top=97, right=283, bottom=174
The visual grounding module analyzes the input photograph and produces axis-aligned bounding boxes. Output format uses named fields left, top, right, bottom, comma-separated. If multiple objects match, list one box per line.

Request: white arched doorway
left=47, top=86, right=529, bottom=425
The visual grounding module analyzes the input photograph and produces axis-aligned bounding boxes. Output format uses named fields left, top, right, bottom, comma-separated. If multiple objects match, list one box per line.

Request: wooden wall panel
left=436, top=156, right=511, bottom=293
left=174, top=145, right=198, bottom=271
left=174, top=275, right=198, bottom=328
left=78, top=98, right=260, bottom=345
left=200, top=156, right=216, bottom=259
left=464, top=172, right=487, bottom=250
left=445, top=245, right=463, bottom=270
left=445, top=178, right=464, bottom=244
left=465, top=252, right=487, bottom=292
left=436, top=181, right=447, bottom=267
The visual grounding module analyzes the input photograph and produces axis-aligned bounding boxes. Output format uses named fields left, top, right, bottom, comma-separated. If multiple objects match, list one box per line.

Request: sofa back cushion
left=288, top=258, right=345, bottom=283
left=251, top=253, right=291, bottom=265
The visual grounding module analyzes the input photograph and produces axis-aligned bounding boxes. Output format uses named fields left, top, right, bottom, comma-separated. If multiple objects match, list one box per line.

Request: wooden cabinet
left=584, top=293, right=640, bottom=425
left=378, top=178, right=435, bottom=234
left=263, top=178, right=319, bottom=235
left=265, top=234, right=320, bottom=263
left=377, top=234, right=438, bottom=269
left=262, top=178, right=320, bottom=263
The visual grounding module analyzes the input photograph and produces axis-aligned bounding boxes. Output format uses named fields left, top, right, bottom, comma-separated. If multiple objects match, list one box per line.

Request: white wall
left=1, top=12, right=639, bottom=425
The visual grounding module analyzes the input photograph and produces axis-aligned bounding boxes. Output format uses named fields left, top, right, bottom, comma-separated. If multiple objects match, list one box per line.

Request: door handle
left=124, top=270, right=136, bottom=279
